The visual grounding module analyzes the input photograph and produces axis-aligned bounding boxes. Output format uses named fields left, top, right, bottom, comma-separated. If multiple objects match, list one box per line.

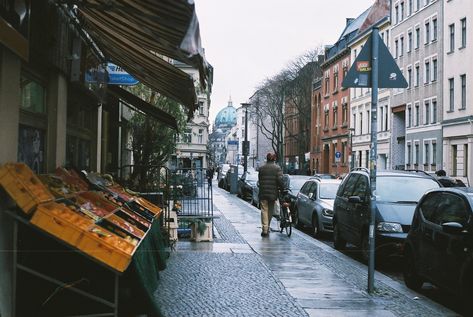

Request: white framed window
left=407, top=30, right=413, bottom=52
left=407, top=103, right=412, bottom=127
left=415, top=26, right=420, bottom=49
left=432, top=17, right=438, bottom=42
left=424, top=59, right=430, bottom=84
left=424, top=100, right=430, bottom=125
left=424, top=20, right=430, bottom=44
left=461, top=18, right=467, bottom=48
left=431, top=99, right=437, bottom=123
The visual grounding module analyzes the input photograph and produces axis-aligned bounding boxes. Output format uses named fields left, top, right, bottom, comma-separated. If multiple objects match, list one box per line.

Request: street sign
left=227, top=140, right=238, bottom=151
left=86, top=63, right=139, bottom=86
left=342, top=33, right=407, bottom=89
left=335, top=151, right=341, bottom=163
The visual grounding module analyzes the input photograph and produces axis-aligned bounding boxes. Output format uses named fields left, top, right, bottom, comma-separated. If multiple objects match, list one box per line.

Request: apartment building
left=390, top=0, right=443, bottom=171
left=442, top=0, right=472, bottom=184
left=349, top=1, right=391, bottom=170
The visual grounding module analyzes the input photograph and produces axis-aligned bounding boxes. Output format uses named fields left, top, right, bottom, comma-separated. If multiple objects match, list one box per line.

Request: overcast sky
left=194, top=0, right=374, bottom=124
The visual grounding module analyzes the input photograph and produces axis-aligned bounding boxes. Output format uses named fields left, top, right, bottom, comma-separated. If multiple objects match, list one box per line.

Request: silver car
left=295, top=178, right=341, bottom=237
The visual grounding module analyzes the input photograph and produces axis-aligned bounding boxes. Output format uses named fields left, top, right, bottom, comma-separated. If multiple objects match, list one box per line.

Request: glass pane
left=18, top=125, right=45, bottom=174
left=21, top=79, right=46, bottom=113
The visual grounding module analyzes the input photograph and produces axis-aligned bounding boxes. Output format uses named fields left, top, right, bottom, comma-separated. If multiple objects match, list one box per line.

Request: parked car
left=313, top=173, right=337, bottom=179
left=295, top=178, right=342, bottom=236
left=286, top=175, right=313, bottom=212
left=224, top=165, right=244, bottom=191
left=237, top=170, right=258, bottom=201
left=217, top=164, right=231, bottom=188
left=332, top=168, right=441, bottom=261
left=403, top=187, right=473, bottom=302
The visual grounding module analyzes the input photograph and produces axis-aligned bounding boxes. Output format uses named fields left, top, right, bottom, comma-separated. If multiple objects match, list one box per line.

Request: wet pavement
left=154, top=185, right=460, bottom=317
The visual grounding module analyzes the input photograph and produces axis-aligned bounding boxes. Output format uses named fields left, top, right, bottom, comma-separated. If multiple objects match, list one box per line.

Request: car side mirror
left=348, top=196, right=362, bottom=203
left=441, top=222, right=465, bottom=234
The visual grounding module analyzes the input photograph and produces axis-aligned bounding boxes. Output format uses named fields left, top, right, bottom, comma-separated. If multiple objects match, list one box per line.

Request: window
left=415, top=64, right=420, bottom=87
left=424, top=60, right=430, bottom=84
left=449, top=24, right=455, bottom=52
left=407, top=144, right=412, bottom=164
left=415, top=143, right=419, bottom=165
left=432, top=18, right=437, bottom=41
left=324, top=77, right=330, bottom=96
left=379, top=106, right=384, bottom=131
left=400, top=36, right=404, bottom=56
left=424, top=100, right=430, bottom=125
left=415, top=103, right=420, bottom=126
left=452, top=145, right=458, bottom=176
left=342, top=104, right=348, bottom=124
left=434, top=193, right=469, bottom=226
left=21, top=79, right=46, bottom=114
left=198, top=101, right=204, bottom=115
left=424, top=142, right=430, bottom=165
left=408, top=67, right=412, bottom=88
left=400, top=2, right=404, bottom=21
left=407, top=105, right=412, bottom=127
left=395, top=39, right=399, bottom=58
left=408, top=31, right=413, bottom=52
left=333, top=70, right=339, bottom=92
left=432, top=58, right=437, bottom=82
left=183, top=128, right=192, bottom=143
left=324, top=109, right=329, bottom=128
left=333, top=106, right=338, bottom=128
left=432, top=100, right=437, bottom=123
left=425, top=21, right=430, bottom=44
left=408, top=0, right=413, bottom=15
left=395, top=5, right=399, bottom=24
left=197, top=129, right=203, bottom=144
left=367, top=110, right=370, bottom=133
left=461, top=74, right=466, bottom=109
left=360, top=111, right=363, bottom=134
left=419, top=192, right=443, bottom=222
left=415, top=27, right=420, bottom=49
left=461, top=18, right=467, bottom=48
left=341, top=174, right=360, bottom=198
left=449, top=78, right=455, bottom=111
left=432, top=142, right=437, bottom=164
left=384, top=105, right=388, bottom=131
left=464, top=145, right=469, bottom=177
left=416, top=0, right=420, bottom=11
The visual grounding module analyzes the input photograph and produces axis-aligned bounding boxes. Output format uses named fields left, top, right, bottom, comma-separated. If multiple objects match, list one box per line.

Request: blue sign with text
left=85, top=63, right=139, bottom=85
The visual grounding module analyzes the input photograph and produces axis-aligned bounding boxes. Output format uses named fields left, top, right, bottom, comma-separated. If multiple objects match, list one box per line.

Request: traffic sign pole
left=368, top=27, right=379, bottom=294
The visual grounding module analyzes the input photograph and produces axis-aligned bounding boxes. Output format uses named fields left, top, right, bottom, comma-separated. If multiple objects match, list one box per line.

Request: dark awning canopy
left=108, top=86, right=178, bottom=130
left=70, top=0, right=211, bottom=114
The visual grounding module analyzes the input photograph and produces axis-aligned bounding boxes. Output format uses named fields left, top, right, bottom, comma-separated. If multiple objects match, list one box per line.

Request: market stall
left=0, top=163, right=168, bottom=316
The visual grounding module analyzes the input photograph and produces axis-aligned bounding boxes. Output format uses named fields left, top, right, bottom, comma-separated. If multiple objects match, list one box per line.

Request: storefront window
left=18, top=125, right=45, bottom=174
left=21, top=79, right=46, bottom=114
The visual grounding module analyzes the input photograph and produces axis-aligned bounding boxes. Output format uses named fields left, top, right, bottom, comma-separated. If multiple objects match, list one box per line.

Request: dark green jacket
left=258, top=161, right=283, bottom=201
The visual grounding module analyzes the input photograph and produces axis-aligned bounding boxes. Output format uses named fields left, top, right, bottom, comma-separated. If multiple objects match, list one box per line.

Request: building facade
left=442, top=0, right=472, bottom=184
left=390, top=0, right=444, bottom=171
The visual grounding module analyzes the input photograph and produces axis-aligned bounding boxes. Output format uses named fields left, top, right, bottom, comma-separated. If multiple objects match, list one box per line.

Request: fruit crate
left=30, top=201, right=94, bottom=247
left=0, top=163, right=54, bottom=214
left=77, top=225, right=138, bottom=272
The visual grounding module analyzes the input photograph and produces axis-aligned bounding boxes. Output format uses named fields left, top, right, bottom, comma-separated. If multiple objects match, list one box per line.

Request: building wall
left=0, top=46, right=21, bottom=317
left=390, top=0, right=444, bottom=172
left=442, top=0, right=473, bottom=183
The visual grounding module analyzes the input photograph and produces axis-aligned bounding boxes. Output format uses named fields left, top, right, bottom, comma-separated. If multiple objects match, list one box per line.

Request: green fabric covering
left=128, top=218, right=168, bottom=317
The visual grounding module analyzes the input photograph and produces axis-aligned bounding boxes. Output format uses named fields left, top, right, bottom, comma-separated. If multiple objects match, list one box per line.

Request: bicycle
left=278, top=190, right=292, bottom=237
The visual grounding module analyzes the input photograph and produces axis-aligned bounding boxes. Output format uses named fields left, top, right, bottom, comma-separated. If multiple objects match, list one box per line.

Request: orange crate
left=0, top=163, right=54, bottom=214
left=30, top=202, right=93, bottom=247
left=133, top=197, right=162, bottom=218
left=77, top=225, right=137, bottom=272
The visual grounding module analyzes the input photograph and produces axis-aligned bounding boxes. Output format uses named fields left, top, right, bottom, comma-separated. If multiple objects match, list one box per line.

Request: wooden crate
left=133, top=197, right=162, bottom=218
left=0, top=163, right=54, bottom=214
left=30, top=202, right=94, bottom=247
left=77, top=225, right=137, bottom=272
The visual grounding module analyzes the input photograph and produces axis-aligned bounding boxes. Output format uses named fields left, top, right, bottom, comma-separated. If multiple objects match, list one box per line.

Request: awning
left=108, top=86, right=178, bottom=130
left=70, top=0, right=211, bottom=114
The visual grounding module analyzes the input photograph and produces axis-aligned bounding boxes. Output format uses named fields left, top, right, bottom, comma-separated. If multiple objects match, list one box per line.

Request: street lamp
left=349, top=127, right=355, bottom=171
left=241, top=103, right=251, bottom=175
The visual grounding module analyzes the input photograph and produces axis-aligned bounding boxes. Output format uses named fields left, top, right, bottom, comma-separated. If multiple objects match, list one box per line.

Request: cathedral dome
left=215, top=98, right=237, bottom=130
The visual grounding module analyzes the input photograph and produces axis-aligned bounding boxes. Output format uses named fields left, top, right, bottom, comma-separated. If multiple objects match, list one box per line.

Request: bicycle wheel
left=280, top=206, right=292, bottom=237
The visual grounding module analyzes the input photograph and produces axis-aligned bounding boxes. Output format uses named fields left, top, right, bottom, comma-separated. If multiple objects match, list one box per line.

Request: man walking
left=258, top=153, right=283, bottom=237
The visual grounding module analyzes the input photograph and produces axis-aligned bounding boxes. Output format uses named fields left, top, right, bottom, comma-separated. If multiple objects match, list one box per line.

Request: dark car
left=403, top=187, right=473, bottom=302
left=332, top=168, right=441, bottom=261
left=237, top=170, right=258, bottom=201
left=217, top=164, right=231, bottom=188
left=295, top=178, right=341, bottom=236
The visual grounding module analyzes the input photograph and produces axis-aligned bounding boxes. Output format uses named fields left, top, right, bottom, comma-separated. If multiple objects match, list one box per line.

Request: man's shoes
left=261, top=231, right=269, bottom=237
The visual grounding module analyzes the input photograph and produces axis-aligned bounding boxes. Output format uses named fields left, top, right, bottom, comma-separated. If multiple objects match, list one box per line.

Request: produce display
left=0, top=163, right=164, bottom=272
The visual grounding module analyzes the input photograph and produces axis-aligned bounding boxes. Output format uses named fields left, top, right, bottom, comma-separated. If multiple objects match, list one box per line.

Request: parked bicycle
left=278, top=189, right=292, bottom=237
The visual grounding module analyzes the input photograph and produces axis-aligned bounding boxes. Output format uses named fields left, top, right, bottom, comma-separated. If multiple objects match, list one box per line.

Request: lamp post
left=349, top=127, right=355, bottom=171
left=241, top=103, right=251, bottom=175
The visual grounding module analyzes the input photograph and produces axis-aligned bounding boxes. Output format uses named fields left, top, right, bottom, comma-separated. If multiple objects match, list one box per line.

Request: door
left=350, top=175, right=370, bottom=244
left=298, top=181, right=315, bottom=225
left=334, top=174, right=360, bottom=243
left=432, top=193, right=471, bottom=291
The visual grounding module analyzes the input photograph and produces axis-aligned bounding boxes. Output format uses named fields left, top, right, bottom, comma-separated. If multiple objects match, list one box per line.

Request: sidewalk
left=154, top=186, right=460, bottom=317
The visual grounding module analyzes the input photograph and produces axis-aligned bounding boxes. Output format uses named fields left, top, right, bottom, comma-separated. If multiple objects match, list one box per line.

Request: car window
left=352, top=176, right=369, bottom=198
left=319, top=183, right=340, bottom=199
left=341, top=174, right=360, bottom=198
left=419, top=192, right=443, bottom=222
left=311, top=182, right=319, bottom=198
left=300, top=182, right=312, bottom=195
left=432, top=193, right=470, bottom=226
left=376, top=176, right=440, bottom=203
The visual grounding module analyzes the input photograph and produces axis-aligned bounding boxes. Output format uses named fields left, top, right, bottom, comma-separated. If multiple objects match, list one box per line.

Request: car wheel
left=403, top=248, right=423, bottom=291
left=311, top=213, right=321, bottom=238
left=333, top=222, right=346, bottom=250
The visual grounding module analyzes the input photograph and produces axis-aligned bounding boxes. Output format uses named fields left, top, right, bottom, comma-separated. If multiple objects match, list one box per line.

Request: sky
left=194, top=0, right=375, bottom=125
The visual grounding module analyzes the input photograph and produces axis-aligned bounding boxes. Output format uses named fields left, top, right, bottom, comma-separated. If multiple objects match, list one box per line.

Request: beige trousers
left=260, top=199, right=280, bottom=233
